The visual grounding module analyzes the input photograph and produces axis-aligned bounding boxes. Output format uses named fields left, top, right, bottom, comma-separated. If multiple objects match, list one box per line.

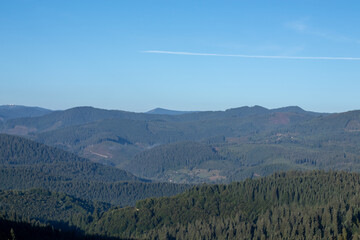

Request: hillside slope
left=90, top=171, right=360, bottom=239
left=146, top=107, right=195, bottom=115
left=0, top=188, right=110, bottom=229
left=0, top=134, right=141, bottom=182
left=25, top=106, right=320, bottom=170
left=3, top=170, right=360, bottom=239
left=0, top=105, right=52, bottom=121
left=5, top=106, right=359, bottom=185
left=0, top=134, right=191, bottom=205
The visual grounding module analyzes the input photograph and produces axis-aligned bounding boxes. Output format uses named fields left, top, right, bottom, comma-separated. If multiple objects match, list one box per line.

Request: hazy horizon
left=1, top=1, right=359, bottom=113
left=0, top=103, right=348, bottom=114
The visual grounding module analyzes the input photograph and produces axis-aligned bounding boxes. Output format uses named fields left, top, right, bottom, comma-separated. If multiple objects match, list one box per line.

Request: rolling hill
left=0, top=188, right=110, bottom=229
left=146, top=107, right=195, bottom=115
left=0, top=134, right=191, bottom=205
left=0, top=134, right=141, bottom=182
left=0, top=105, right=322, bottom=172
left=4, top=171, right=360, bottom=239
left=125, top=141, right=222, bottom=180
left=3, top=105, right=360, bottom=184
left=0, top=105, right=52, bottom=122
left=89, top=171, right=360, bottom=239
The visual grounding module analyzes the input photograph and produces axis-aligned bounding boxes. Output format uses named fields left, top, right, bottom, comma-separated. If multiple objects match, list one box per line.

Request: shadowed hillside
left=0, top=134, right=191, bottom=205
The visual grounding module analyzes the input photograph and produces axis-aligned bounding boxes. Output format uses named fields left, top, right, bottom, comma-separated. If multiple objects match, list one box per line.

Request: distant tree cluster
left=127, top=141, right=222, bottom=178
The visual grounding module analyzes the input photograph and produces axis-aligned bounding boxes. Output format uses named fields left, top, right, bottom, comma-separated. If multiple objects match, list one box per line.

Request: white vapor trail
left=144, top=50, right=360, bottom=60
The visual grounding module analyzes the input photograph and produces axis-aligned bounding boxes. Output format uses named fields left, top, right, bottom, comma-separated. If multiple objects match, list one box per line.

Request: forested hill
left=0, top=189, right=126, bottom=240
left=90, top=171, right=360, bottom=239
left=2, top=106, right=360, bottom=185
left=0, top=134, right=191, bottom=206
left=0, top=218, right=123, bottom=240
left=0, top=134, right=140, bottom=182
left=286, top=109, right=360, bottom=135
left=146, top=108, right=195, bottom=115
left=0, top=133, right=88, bottom=165
left=2, top=105, right=319, bottom=135
left=0, top=188, right=110, bottom=230
left=3, top=106, right=175, bottom=133
left=2, top=105, right=321, bottom=173
left=3, top=171, right=360, bottom=239
left=0, top=105, right=52, bottom=121
left=125, top=141, right=222, bottom=179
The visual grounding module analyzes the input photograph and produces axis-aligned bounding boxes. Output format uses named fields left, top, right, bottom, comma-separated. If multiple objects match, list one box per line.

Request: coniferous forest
left=2, top=105, right=360, bottom=239
left=3, top=171, right=360, bottom=239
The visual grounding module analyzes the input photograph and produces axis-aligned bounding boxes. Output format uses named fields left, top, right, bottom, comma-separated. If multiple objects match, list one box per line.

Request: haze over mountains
left=146, top=107, right=196, bottom=115
left=2, top=104, right=360, bottom=239
left=1, top=104, right=359, bottom=184
left=0, top=105, right=52, bottom=121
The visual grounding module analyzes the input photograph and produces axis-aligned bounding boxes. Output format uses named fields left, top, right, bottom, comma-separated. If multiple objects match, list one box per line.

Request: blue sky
left=1, top=0, right=359, bottom=113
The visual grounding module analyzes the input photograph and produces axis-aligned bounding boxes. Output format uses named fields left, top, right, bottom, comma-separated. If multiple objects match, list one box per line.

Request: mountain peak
left=146, top=108, right=195, bottom=115
left=272, top=106, right=305, bottom=113
left=0, top=105, right=52, bottom=120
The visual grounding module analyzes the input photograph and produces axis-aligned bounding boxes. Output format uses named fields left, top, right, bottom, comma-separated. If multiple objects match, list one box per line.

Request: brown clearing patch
left=269, top=113, right=290, bottom=125
left=4, top=125, right=37, bottom=135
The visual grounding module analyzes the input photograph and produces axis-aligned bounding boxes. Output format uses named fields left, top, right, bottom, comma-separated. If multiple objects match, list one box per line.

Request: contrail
left=144, top=50, right=360, bottom=60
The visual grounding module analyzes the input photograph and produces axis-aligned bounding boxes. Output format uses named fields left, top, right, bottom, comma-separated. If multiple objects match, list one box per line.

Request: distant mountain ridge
left=0, top=105, right=52, bottom=121
left=2, top=105, right=360, bottom=239
left=146, top=105, right=324, bottom=117
left=0, top=105, right=333, bottom=179
left=146, top=107, right=196, bottom=115
left=5, top=104, right=360, bottom=184
left=1, top=105, right=322, bottom=132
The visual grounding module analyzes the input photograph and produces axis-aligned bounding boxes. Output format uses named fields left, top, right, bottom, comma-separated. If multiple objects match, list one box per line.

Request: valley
left=2, top=105, right=360, bottom=239
left=2, top=105, right=360, bottom=184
